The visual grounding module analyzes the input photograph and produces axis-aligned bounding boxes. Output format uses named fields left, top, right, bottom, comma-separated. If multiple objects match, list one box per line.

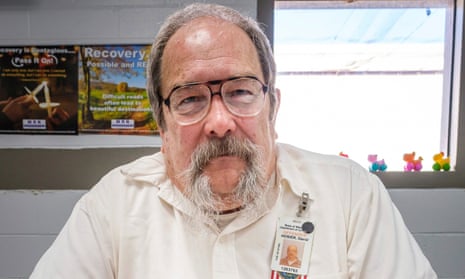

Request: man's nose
left=203, top=94, right=236, bottom=138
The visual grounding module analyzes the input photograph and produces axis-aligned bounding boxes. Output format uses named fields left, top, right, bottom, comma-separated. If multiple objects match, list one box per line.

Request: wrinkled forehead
left=165, top=17, right=255, bottom=60
left=160, top=17, right=263, bottom=92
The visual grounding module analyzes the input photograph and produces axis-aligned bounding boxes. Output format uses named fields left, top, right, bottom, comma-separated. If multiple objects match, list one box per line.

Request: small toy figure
left=339, top=152, right=349, bottom=158
left=368, top=154, right=387, bottom=172
left=432, top=152, right=451, bottom=171
left=403, top=152, right=423, bottom=172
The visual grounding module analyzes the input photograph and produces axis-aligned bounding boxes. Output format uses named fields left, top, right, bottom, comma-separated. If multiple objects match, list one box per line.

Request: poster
left=78, top=45, right=157, bottom=134
left=0, top=45, right=79, bottom=134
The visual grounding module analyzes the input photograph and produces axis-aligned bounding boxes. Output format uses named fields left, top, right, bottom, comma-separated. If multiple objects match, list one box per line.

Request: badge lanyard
left=270, top=192, right=315, bottom=279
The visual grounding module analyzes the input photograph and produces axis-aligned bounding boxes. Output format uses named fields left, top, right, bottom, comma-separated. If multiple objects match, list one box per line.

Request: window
left=257, top=0, right=465, bottom=187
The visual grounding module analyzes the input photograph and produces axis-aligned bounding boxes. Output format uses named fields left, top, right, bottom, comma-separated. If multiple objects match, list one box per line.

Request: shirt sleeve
left=29, top=189, right=115, bottom=279
left=346, top=169, right=437, bottom=279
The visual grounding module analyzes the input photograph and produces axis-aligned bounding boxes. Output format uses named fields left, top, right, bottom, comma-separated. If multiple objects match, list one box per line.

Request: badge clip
left=296, top=192, right=309, bottom=217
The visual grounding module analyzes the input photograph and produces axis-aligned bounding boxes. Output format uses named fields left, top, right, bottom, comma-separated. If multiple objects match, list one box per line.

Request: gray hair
left=147, top=3, right=277, bottom=131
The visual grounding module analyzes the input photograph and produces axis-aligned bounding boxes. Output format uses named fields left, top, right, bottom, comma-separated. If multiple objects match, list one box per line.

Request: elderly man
left=30, top=3, right=437, bottom=278
left=280, top=245, right=302, bottom=268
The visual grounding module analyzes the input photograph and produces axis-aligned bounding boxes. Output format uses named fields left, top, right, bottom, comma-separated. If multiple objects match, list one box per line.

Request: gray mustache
left=191, top=137, right=256, bottom=171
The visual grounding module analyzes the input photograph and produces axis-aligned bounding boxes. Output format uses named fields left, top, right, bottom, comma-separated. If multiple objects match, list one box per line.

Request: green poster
left=79, top=45, right=157, bottom=134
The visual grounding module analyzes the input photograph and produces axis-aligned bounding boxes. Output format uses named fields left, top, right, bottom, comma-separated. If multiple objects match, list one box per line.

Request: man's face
left=159, top=17, right=279, bottom=211
left=287, top=246, right=298, bottom=260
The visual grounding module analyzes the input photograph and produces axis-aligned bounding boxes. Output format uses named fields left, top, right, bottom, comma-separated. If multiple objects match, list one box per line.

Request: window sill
left=375, top=171, right=465, bottom=188
left=0, top=134, right=161, bottom=149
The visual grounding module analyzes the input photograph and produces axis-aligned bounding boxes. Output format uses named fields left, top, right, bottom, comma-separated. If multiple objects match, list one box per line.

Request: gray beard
left=180, top=136, right=269, bottom=229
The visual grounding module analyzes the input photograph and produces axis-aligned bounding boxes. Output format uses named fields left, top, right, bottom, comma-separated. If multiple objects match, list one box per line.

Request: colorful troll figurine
left=368, top=154, right=387, bottom=172
left=432, top=152, right=451, bottom=171
left=339, top=152, right=349, bottom=158
left=403, top=152, right=423, bottom=172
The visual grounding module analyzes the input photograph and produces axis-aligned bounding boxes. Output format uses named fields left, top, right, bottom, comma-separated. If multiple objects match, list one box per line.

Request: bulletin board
left=0, top=44, right=161, bottom=189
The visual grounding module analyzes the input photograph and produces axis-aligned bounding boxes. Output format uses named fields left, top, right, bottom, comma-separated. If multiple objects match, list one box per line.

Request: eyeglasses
left=163, top=76, right=269, bottom=125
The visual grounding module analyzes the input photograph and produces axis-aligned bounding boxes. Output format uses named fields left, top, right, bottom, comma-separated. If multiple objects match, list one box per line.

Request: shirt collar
left=120, top=152, right=167, bottom=186
left=276, top=143, right=315, bottom=201
left=118, top=146, right=313, bottom=231
left=119, top=144, right=316, bottom=202
left=120, top=152, right=199, bottom=217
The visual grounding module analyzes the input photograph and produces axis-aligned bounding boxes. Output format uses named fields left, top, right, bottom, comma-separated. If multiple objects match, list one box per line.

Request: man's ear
left=271, top=88, right=281, bottom=139
left=159, top=128, right=166, bottom=153
left=272, top=88, right=281, bottom=126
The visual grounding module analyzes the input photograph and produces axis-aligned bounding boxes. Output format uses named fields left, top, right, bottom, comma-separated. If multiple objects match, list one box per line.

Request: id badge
left=270, top=216, right=315, bottom=279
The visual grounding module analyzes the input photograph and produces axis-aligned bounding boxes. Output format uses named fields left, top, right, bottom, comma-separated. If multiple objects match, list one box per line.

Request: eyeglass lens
left=169, top=77, right=266, bottom=125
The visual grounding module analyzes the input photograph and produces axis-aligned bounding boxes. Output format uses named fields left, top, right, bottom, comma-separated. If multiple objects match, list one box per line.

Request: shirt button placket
left=212, top=234, right=239, bottom=279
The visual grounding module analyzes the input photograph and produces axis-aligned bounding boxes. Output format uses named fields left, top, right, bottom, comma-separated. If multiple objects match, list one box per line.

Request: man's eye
left=173, top=93, right=208, bottom=114
left=227, top=89, right=257, bottom=104
left=179, top=95, right=204, bottom=105
left=229, top=89, right=254, bottom=97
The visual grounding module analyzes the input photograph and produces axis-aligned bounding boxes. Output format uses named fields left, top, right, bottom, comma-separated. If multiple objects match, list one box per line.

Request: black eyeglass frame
left=162, top=75, right=269, bottom=109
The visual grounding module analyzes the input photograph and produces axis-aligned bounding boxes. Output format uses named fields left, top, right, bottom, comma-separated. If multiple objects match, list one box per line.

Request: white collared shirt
left=30, top=143, right=437, bottom=279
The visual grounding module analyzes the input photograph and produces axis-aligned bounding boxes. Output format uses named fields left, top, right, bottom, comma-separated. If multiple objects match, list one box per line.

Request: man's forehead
left=172, top=17, right=245, bottom=45
left=161, top=16, right=261, bottom=87
left=185, top=28, right=212, bottom=47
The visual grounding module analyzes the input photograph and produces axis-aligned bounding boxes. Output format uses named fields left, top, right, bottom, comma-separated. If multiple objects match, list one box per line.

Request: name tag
left=270, top=216, right=315, bottom=278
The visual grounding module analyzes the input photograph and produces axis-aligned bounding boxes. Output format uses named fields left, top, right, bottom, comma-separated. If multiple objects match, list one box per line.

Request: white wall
left=0, top=0, right=256, bottom=46
left=0, top=0, right=464, bottom=278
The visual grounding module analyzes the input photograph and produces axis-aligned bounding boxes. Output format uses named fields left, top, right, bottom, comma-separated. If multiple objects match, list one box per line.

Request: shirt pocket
left=311, top=272, right=349, bottom=279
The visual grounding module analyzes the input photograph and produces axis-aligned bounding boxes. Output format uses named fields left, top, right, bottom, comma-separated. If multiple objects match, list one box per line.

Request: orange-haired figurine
left=403, top=152, right=423, bottom=172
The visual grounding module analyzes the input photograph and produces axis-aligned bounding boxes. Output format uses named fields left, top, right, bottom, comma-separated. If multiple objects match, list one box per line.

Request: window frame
left=257, top=0, right=465, bottom=188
